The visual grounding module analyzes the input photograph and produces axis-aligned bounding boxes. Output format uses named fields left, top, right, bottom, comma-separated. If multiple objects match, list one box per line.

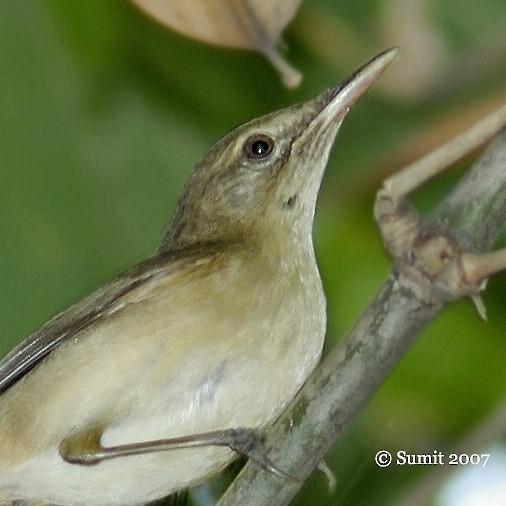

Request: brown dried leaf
left=131, top=0, right=302, bottom=87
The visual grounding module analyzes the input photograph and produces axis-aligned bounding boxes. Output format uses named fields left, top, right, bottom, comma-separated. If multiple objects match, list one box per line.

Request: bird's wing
left=0, top=250, right=220, bottom=395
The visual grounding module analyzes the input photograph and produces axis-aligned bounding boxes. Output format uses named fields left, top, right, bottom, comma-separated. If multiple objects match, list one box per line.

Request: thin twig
left=383, top=105, right=506, bottom=203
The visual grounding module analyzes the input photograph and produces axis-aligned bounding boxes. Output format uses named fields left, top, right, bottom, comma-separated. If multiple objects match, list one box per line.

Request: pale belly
left=0, top=265, right=326, bottom=505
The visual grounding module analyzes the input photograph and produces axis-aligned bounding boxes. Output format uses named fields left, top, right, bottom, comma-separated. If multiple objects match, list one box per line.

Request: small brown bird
left=0, top=49, right=397, bottom=505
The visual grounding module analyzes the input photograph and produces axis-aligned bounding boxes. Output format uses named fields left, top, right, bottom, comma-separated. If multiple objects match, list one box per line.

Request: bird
left=0, top=48, right=397, bottom=505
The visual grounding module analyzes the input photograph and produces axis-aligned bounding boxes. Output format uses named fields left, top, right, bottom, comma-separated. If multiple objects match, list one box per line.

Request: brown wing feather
left=0, top=249, right=219, bottom=395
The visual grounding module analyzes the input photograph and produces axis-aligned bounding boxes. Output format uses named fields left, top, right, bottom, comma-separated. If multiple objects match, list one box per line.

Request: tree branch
left=218, top=124, right=506, bottom=505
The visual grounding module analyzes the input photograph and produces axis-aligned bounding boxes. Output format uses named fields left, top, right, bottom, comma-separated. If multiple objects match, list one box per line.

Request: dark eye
left=243, top=135, right=274, bottom=160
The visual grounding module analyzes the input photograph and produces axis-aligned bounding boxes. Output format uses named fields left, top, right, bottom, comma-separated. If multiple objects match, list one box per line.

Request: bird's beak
left=311, top=47, right=399, bottom=132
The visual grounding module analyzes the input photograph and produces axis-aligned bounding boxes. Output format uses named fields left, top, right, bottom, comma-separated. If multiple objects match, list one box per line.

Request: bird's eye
left=243, top=135, right=274, bottom=160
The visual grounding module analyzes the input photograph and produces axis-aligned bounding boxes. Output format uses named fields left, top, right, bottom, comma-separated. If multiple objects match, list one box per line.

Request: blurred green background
left=0, top=1, right=505, bottom=504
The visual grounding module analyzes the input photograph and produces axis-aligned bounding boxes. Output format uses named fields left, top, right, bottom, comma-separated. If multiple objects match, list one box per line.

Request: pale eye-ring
left=243, top=135, right=274, bottom=160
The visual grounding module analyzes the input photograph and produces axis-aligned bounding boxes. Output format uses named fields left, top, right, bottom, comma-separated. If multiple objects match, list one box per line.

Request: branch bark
left=217, top=125, right=506, bottom=505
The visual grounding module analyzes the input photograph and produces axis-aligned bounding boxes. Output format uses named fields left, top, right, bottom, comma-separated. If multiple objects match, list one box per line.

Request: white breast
left=0, top=252, right=326, bottom=505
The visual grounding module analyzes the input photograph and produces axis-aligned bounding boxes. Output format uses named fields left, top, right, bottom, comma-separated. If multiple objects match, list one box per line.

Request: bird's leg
left=374, top=106, right=506, bottom=317
left=317, top=460, right=337, bottom=494
left=59, top=426, right=294, bottom=480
